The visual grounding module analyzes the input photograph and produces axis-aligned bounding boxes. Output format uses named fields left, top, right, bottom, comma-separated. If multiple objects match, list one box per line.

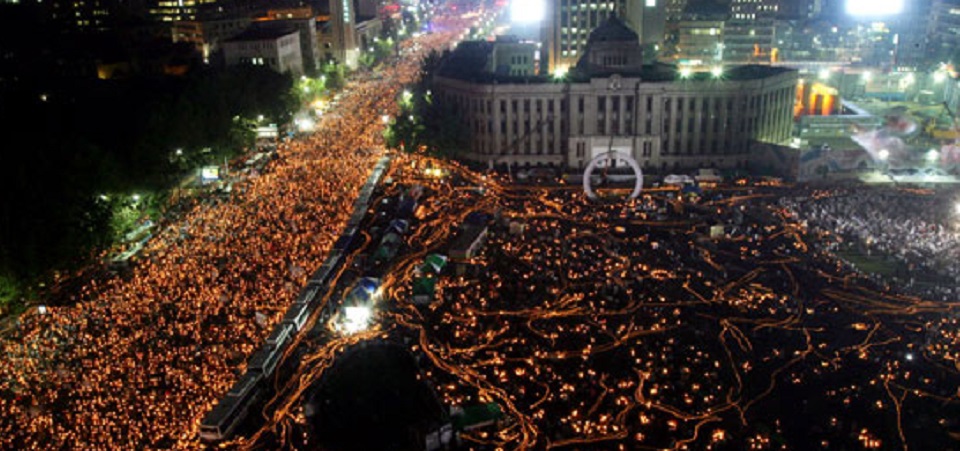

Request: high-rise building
left=149, top=0, right=217, bottom=23
left=325, top=0, right=359, bottom=67
left=927, top=1, right=960, bottom=65
left=666, top=0, right=728, bottom=65
left=542, top=0, right=645, bottom=75
left=44, top=0, right=116, bottom=31
left=675, top=19, right=724, bottom=64
left=664, top=0, right=687, bottom=22
left=641, top=0, right=668, bottom=57
left=724, top=0, right=778, bottom=63
left=356, top=0, right=382, bottom=18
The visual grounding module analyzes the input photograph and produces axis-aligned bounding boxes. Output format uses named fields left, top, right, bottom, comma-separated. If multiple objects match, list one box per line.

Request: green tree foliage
left=0, top=65, right=295, bottom=301
left=385, top=50, right=467, bottom=156
left=321, top=62, right=347, bottom=91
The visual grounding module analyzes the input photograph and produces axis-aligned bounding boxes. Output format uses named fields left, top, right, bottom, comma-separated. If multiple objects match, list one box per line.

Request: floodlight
left=845, top=0, right=903, bottom=16
left=343, top=306, right=372, bottom=333
left=553, top=65, right=569, bottom=79
left=297, top=118, right=315, bottom=132
left=511, top=0, right=545, bottom=23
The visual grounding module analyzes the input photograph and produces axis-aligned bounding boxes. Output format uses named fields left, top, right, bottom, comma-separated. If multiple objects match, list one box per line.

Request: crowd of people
left=0, top=12, right=475, bottom=447
left=376, top=166, right=960, bottom=449
left=782, top=187, right=960, bottom=300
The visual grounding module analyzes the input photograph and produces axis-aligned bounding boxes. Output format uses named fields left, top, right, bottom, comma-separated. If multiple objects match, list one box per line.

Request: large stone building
left=434, top=17, right=797, bottom=173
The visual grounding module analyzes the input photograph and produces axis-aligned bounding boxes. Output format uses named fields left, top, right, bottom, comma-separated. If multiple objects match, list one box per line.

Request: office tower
left=724, top=0, right=778, bottom=63
left=542, top=0, right=645, bottom=74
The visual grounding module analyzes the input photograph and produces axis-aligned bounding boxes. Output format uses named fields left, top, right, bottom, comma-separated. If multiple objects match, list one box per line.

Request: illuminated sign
left=201, top=166, right=220, bottom=182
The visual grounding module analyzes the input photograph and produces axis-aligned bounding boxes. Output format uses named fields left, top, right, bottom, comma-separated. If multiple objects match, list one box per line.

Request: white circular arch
left=583, top=151, right=644, bottom=200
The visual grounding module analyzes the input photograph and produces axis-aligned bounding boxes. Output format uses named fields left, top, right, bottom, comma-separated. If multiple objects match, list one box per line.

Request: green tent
left=413, top=277, right=437, bottom=304
left=452, top=403, right=503, bottom=431
left=421, top=254, right=448, bottom=275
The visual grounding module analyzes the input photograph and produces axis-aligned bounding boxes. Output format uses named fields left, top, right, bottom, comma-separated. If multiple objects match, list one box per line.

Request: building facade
left=253, top=14, right=319, bottom=75
left=222, top=28, right=303, bottom=75
left=487, top=36, right=537, bottom=77
left=723, top=0, right=778, bottom=63
left=674, top=19, right=724, bottom=64
left=541, top=0, right=644, bottom=75
left=149, top=0, right=217, bottom=23
left=172, top=16, right=251, bottom=63
left=326, top=0, right=359, bottom=67
left=435, top=18, right=796, bottom=173
left=928, top=0, right=960, bottom=64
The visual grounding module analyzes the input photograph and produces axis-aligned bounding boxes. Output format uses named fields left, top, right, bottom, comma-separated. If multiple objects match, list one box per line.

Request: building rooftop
left=587, top=15, right=638, bottom=43
left=224, top=26, right=297, bottom=42
left=437, top=41, right=795, bottom=84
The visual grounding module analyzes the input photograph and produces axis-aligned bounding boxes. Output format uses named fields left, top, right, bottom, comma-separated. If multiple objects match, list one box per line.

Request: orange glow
left=799, top=82, right=839, bottom=117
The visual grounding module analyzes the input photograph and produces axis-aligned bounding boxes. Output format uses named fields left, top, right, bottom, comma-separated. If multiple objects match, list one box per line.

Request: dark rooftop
left=224, top=26, right=297, bottom=42
left=588, top=15, right=639, bottom=43
left=436, top=40, right=795, bottom=83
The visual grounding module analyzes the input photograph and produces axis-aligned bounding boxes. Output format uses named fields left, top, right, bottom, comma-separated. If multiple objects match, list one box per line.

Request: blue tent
left=682, top=184, right=703, bottom=196
left=345, top=277, right=380, bottom=305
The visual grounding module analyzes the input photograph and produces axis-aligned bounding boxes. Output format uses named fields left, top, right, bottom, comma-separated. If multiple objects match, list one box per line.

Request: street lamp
left=927, top=148, right=940, bottom=163
left=878, top=149, right=890, bottom=161
left=819, top=68, right=831, bottom=80
left=711, top=66, right=723, bottom=78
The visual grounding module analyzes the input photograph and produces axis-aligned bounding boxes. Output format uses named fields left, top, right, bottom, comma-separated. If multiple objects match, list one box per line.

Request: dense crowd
left=0, top=15, right=472, bottom=448
left=376, top=169, right=960, bottom=449
left=782, top=187, right=960, bottom=299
